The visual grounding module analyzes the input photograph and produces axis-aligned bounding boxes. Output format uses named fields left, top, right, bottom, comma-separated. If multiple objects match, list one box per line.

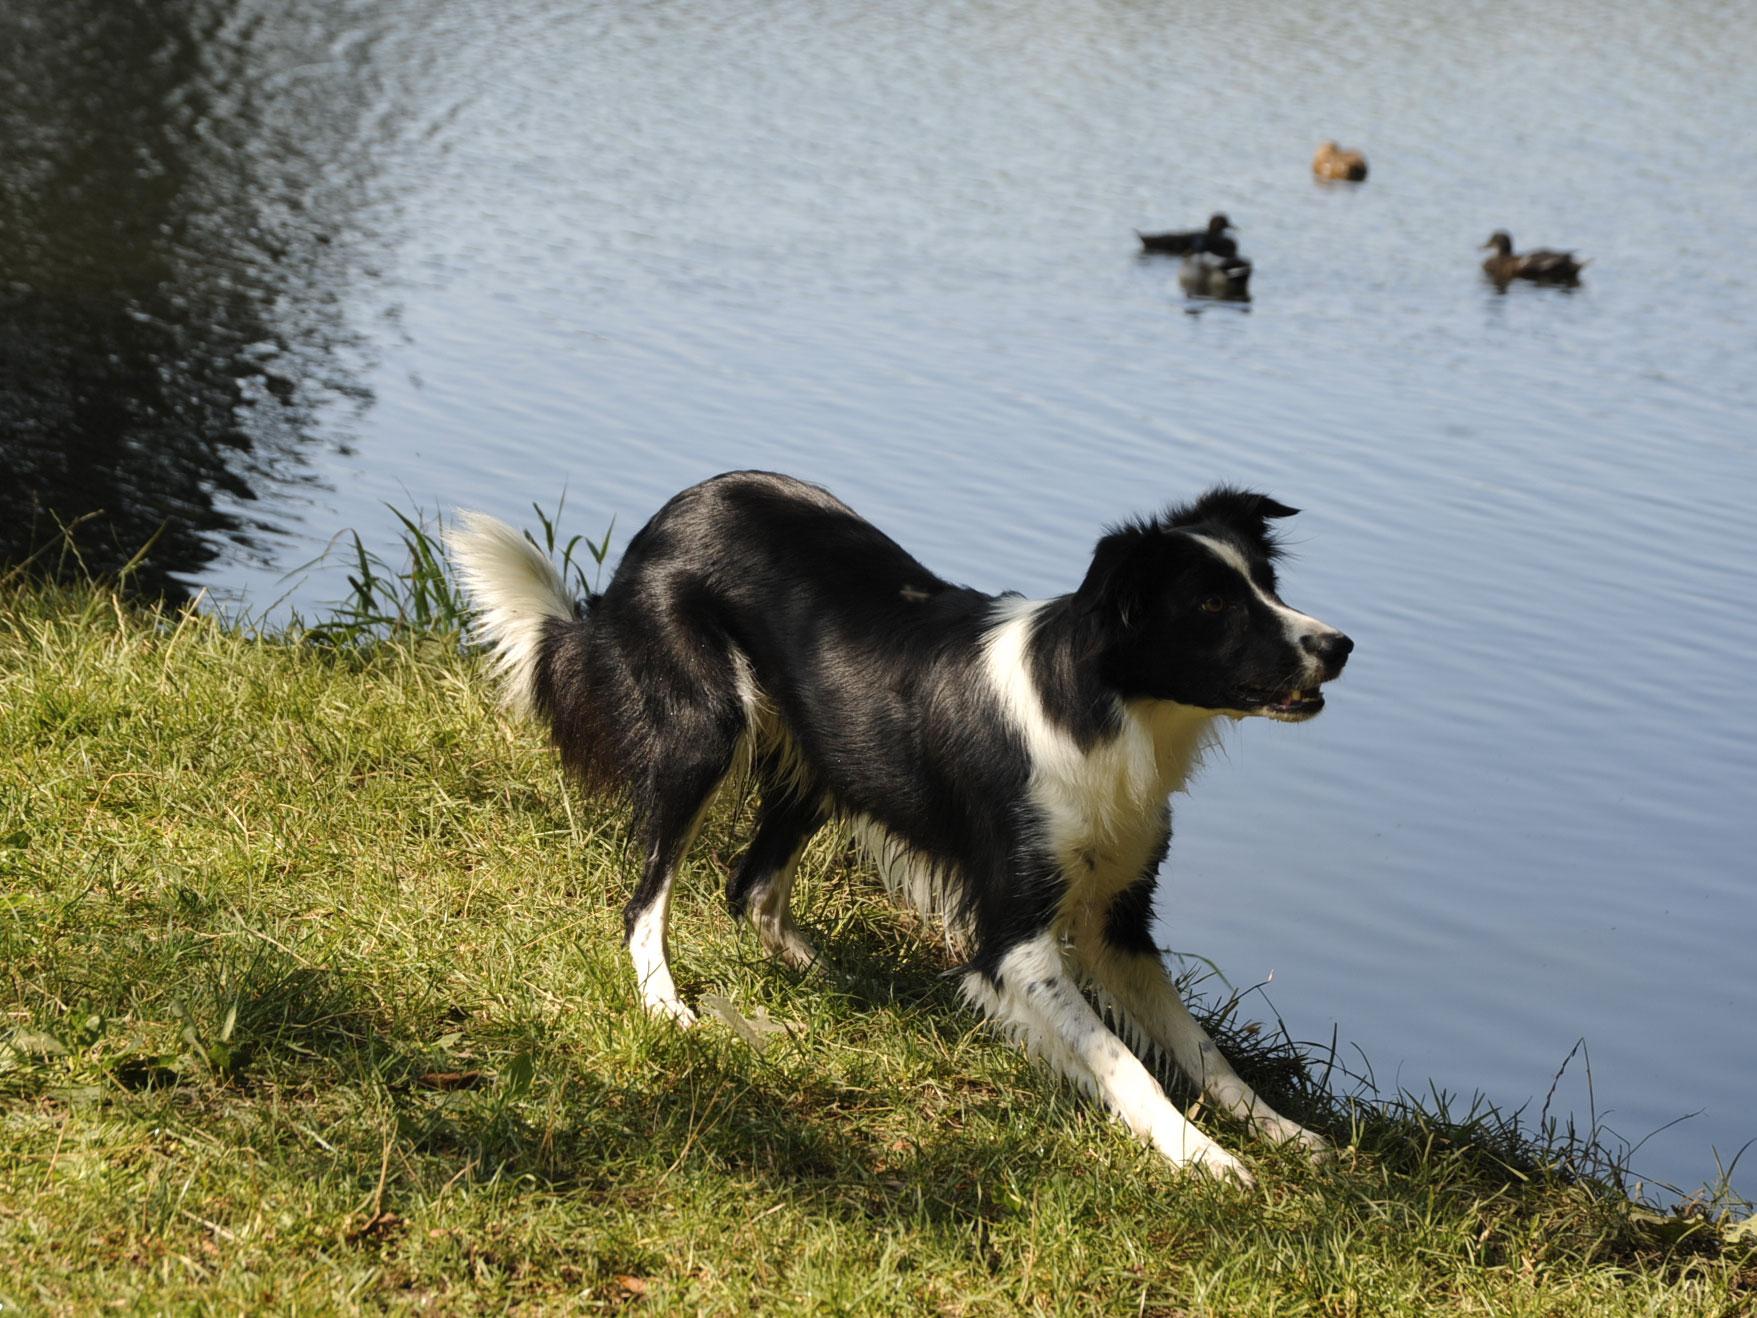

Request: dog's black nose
left=1302, top=631, right=1354, bottom=675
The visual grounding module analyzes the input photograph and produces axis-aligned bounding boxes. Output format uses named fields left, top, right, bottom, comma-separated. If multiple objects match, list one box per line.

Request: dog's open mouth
left=1243, top=687, right=1327, bottom=722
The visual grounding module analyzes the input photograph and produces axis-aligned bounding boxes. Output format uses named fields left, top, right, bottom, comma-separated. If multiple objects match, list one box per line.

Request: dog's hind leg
left=624, top=740, right=739, bottom=1027
left=966, top=932, right=1253, bottom=1184
left=726, top=788, right=825, bottom=969
left=1073, top=881, right=1329, bottom=1156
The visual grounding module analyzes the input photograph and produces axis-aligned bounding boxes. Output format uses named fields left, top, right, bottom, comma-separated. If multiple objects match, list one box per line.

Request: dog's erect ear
left=1077, top=520, right=1205, bottom=627
left=1172, top=487, right=1298, bottom=554
left=1185, top=486, right=1300, bottom=526
left=1077, top=521, right=1159, bottom=627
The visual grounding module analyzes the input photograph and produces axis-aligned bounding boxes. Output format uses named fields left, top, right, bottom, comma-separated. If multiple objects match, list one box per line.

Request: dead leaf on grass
left=346, top=1210, right=404, bottom=1243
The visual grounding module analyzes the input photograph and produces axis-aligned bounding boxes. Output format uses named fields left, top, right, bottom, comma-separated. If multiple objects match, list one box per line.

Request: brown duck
left=1137, top=213, right=1237, bottom=258
left=1312, top=141, right=1368, bottom=181
left=1480, top=231, right=1586, bottom=286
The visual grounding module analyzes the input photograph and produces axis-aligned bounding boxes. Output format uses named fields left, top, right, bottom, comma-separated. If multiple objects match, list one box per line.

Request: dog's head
left=1076, top=487, right=1352, bottom=722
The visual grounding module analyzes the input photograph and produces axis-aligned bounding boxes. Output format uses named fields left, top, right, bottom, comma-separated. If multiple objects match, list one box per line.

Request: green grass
left=1, top=535, right=1752, bottom=1313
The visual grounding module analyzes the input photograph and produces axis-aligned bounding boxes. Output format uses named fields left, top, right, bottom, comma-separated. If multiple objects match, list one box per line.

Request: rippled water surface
left=5, top=0, right=1754, bottom=1197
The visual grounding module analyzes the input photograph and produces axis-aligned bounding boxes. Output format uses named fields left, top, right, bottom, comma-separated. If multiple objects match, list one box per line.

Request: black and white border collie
left=450, top=471, right=1353, bottom=1183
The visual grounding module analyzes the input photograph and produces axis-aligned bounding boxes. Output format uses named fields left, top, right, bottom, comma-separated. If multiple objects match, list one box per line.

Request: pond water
left=4, top=0, right=1753, bottom=1200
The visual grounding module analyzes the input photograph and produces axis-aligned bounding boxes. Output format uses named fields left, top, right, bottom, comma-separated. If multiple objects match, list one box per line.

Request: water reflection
left=0, top=0, right=378, bottom=598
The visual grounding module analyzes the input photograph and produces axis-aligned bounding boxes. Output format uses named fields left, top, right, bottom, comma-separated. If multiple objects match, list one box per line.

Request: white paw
left=1256, top=1116, right=1333, bottom=1161
left=770, top=933, right=820, bottom=971
left=1187, top=1145, right=1256, bottom=1187
left=645, top=997, right=698, bottom=1028
left=1292, top=1126, right=1334, bottom=1163
left=755, top=916, right=820, bottom=970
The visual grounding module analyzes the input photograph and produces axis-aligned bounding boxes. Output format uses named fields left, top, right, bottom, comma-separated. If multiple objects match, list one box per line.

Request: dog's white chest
left=1035, top=704, right=1212, bottom=914
left=983, top=598, right=1218, bottom=914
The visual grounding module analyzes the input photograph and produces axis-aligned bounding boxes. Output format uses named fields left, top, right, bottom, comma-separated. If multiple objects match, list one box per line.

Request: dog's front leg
left=967, top=934, right=1254, bottom=1185
left=1078, top=940, right=1329, bottom=1157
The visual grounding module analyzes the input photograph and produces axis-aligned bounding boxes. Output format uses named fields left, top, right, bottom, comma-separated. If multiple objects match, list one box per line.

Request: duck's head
left=1483, top=231, right=1514, bottom=255
left=1208, top=212, right=1234, bottom=234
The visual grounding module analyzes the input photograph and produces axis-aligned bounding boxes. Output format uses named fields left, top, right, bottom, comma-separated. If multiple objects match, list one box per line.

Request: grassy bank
left=1, top=576, right=1750, bottom=1314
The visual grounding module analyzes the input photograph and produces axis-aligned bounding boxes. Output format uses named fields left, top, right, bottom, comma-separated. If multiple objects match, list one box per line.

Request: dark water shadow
left=0, top=0, right=388, bottom=600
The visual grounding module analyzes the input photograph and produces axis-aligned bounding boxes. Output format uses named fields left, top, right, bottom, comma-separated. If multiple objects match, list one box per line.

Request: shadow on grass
left=11, top=877, right=1742, bottom=1280
left=12, top=907, right=1036, bottom=1220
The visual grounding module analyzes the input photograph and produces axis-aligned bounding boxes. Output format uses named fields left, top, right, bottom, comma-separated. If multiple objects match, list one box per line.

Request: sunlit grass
left=0, top=520, right=1751, bottom=1312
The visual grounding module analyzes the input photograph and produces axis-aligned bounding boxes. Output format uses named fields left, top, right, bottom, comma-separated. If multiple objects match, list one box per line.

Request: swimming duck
left=1480, top=231, right=1586, bottom=286
left=1312, top=141, right=1368, bottom=182
left=1137, top=213, right=1237, bottom=258
left=1179, top=250, right=1252, bottom=301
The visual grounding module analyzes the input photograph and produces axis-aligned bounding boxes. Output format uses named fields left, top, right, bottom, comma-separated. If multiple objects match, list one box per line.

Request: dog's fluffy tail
left=448, top=511, right=580, bottom=718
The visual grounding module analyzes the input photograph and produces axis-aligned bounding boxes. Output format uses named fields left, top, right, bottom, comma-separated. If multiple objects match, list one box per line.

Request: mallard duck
left=1480, top=231, right=1586, bottom=286
left=1312, top=141, right=1368, bottom=181
left=1179, top=250, right=1252, bottom=301
left=1137, top=213, right=1237, bottom=258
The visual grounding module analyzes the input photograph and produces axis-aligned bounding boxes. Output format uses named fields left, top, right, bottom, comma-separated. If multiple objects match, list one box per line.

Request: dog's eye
left=1200, top=596, right=1227, bottom=614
